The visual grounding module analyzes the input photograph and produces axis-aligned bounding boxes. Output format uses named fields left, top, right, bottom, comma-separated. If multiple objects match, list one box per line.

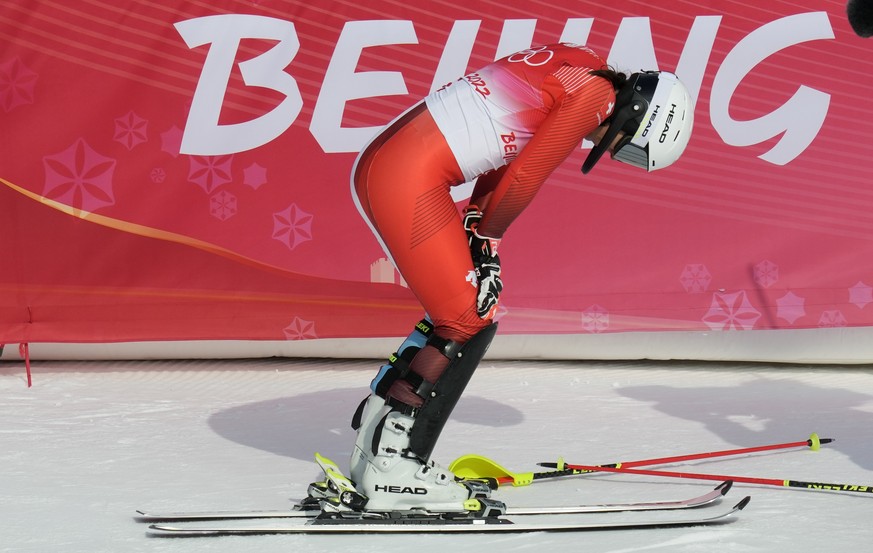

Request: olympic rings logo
left=507, top=46, right=554, bottom=66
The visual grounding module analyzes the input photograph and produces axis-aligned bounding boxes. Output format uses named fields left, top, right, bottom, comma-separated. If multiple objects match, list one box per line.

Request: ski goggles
left=611, top=135, right=650, bottom=170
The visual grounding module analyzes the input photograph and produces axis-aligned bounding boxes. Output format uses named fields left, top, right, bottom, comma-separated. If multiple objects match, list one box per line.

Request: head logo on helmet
left=582, top=71, right=694, bottom=174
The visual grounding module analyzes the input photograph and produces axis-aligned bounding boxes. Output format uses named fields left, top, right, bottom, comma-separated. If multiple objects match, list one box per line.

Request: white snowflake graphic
left=210, top=190, right=237, bottom=221
left=679, top=264, right=711, bottom=293
left=753, top=260, right=779, bottom=289
left=702, top=290, right=761, bottom=330
left=849, top=281, right=872, bottom=309
left=581, top=304, right=609, bottom=333
left=272, top=203, right=313, bottom=250
left=818, top=310, right=847, bottom=328
left=775, top=291, right=805, bottom=325
left=283, top=317, right=317, bottom=340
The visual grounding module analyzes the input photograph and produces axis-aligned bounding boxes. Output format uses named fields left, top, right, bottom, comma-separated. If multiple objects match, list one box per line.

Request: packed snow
left=2, top=357, right=872, bottom=552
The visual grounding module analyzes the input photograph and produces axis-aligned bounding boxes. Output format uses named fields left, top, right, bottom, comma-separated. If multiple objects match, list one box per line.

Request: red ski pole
left=539, top=434, right=831, bottom=471
left=452, top=435, right=833, bottom=488
left=554, top=462, right=873, bottom=495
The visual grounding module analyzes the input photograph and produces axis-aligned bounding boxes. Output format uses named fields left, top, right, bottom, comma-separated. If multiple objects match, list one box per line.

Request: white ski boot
left=349, top=394, right=391, bottom=486
left=349, top=395, right=490, bottom=514
left=346, top=324, right=502, bottom=515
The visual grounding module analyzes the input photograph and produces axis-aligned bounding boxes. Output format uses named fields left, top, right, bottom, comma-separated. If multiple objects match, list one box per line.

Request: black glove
left=463, top=206, right=503, bottom=319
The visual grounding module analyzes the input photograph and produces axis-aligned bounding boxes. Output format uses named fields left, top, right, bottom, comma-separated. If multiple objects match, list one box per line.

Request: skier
left=347, top=42, right=694, bottom=514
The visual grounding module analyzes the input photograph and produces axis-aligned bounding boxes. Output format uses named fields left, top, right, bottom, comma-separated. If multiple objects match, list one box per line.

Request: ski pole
left=450, top=434, right=830, bottom=488
left=538, top=434, right=831, bottom=471
left=552, top=462, right=873, bottom=495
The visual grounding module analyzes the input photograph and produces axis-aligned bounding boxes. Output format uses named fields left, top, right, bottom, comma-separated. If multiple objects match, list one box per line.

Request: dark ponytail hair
left=589, top=67, right=628, bottom=91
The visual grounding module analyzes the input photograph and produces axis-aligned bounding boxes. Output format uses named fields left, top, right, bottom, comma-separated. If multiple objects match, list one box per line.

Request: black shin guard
left=407, top=323, right=498, bottom=461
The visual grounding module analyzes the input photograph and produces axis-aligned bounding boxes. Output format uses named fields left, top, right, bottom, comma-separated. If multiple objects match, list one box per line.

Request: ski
left=135, top=480, right=732, bottom=522
left=145, top=496, right=750, bottom=536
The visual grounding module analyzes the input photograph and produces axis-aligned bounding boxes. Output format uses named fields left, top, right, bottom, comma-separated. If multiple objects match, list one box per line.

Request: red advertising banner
left=2, top=1, right=872, bottom=345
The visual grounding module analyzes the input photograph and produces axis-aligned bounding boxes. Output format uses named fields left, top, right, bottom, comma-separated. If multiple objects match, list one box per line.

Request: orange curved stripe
left=0, top=174, right=288, bottom=274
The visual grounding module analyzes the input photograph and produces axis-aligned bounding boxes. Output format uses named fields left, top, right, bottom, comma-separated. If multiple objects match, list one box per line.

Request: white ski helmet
left=582, top=71, right=694, bottom=174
